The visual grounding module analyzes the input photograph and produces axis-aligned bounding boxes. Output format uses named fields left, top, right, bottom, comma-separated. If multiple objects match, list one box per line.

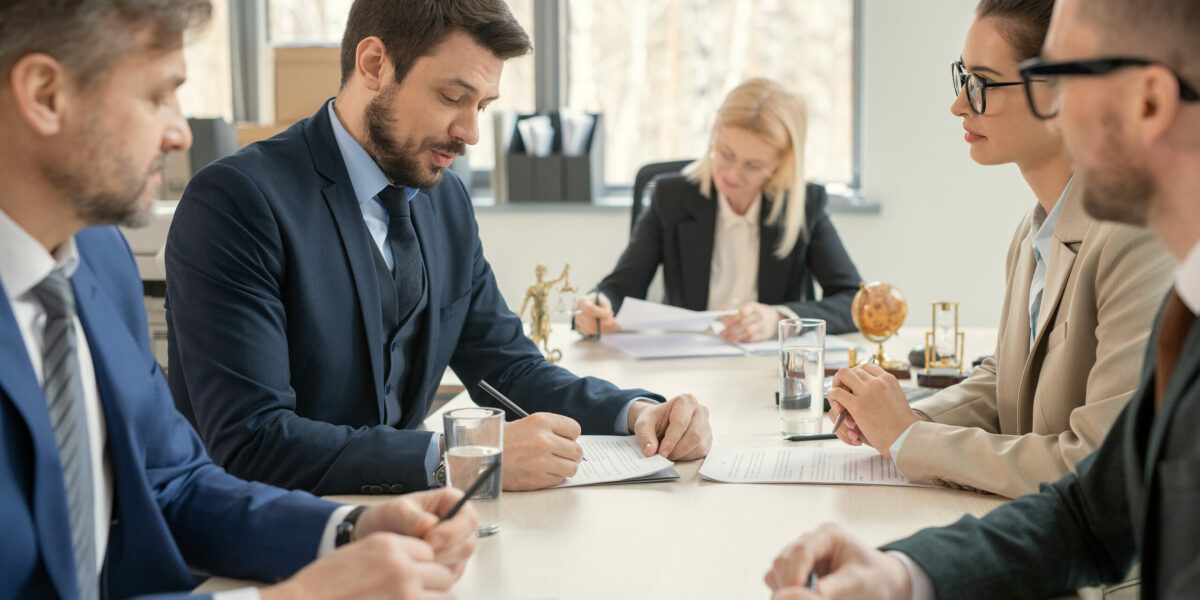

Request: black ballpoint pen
left=440, top=460, right=499, bottom=522
left=478, top=380, right=587, bottom=461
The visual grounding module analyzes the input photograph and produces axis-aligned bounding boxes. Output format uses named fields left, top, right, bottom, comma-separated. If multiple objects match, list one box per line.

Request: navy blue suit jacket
left=0, top=227, right=338, bottom=599
left=166, top=105, right=663, bottom=496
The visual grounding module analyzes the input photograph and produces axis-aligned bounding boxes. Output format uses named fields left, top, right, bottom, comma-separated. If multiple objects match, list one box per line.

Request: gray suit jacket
left=884, top=293, right=1200, bottom=599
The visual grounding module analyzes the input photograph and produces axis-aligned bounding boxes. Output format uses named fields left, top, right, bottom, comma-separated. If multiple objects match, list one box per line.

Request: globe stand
left=865, top=338, right=911, bottom=380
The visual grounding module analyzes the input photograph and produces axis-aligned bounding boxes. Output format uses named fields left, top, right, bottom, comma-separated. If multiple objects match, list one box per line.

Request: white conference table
left=205, top=326, right=1005, bottom=599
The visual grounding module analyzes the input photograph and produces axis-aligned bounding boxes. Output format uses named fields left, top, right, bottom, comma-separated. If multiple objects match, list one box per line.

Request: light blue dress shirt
left=325, top=101, right=643, bottom=485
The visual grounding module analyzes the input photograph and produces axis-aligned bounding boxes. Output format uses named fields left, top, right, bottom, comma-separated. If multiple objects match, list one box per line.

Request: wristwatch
left=434, top=457, right=447, bottom=487
left=334, top=505, right=369, bottom=548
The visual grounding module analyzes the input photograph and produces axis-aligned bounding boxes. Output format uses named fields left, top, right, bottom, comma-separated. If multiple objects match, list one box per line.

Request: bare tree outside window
left=567, top=0, right=854, bottom=186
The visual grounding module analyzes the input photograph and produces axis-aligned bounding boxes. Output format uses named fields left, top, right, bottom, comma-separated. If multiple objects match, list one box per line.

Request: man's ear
left=8, top=53, right=70, bottom=136
left=354, top=36, right=393, bottom=92
left=1136, top=65, right=1184, bottom=147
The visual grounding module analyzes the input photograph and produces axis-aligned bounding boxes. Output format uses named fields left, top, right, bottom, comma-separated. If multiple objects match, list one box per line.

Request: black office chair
left=630, top=159, right=694, bottom=236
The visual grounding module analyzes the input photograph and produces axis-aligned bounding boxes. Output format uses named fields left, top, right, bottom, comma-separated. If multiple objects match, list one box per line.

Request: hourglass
left=917, top=301, right=968, bottom=388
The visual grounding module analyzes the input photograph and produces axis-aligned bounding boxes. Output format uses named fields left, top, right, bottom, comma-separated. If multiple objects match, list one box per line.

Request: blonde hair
left=684, top=77, right=808, bottom=259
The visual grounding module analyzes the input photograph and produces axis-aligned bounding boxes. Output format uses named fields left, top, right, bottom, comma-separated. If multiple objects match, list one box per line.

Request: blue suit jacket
left=0, top=227, right=338, bottom=599
left=165, top=105, right=663, bottom=496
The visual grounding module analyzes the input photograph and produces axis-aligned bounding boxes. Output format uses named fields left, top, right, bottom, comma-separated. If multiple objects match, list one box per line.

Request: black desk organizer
left=505, top=112, right=604, bottom=203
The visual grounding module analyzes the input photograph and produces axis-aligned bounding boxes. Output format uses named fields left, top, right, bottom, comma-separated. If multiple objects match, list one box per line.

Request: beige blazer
left=896, top=183, right=1174, bottom=499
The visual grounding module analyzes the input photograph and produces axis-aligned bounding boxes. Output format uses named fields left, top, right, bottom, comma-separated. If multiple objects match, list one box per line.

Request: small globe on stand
left=850, top=282, right=911, bottom=379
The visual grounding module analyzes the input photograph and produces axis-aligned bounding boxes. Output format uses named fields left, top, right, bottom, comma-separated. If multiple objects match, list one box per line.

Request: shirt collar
left=1031, top=177, right=1071, bottom=258
left=716, top=193, right=761, bottom=229
left=0, top=207, right=80, bottom=303
left=1175, top=241, right=1200, bottom=314
left=326, top=100, right=418, bottom=205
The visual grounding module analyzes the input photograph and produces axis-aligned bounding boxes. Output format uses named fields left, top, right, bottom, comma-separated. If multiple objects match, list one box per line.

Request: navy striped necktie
left=376, top=185, right=426, bottom=322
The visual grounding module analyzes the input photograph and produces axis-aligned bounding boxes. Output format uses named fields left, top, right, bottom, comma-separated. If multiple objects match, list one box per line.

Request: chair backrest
left=630, top=159, right=694, bottom=236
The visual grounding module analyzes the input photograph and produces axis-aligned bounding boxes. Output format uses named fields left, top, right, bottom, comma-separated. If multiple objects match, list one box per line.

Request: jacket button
left=389, top=484, right=406, bottom=494
left=391, top=340, right=398, bottom=352
left=370, top=484, right=384, bottom=494
left=385, top=384, right=392, bottom=394
left=360, top=485, right=371, bottom=494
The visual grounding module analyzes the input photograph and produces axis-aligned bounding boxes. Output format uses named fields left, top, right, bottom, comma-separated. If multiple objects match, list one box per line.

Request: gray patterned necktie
left=377, top=185, right=426, bottom=322
left=31, top=270, right=98, bottom=600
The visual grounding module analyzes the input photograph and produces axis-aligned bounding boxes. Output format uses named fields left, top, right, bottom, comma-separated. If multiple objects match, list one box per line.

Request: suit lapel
left=1019, top=187, right=1087, bottom=430
left=677, top=191, right=716, bottom=310
left=757, top=196, right=792, bottom=304
left=1001, top=216, right=1035, bottom=433
left=1143, top=316, right=1200, bottom=482
left=407, top=191, right=440, bottom=418
left=305, top=110, right=387, bottom=417
left=0, top=284, right=77, bottom=599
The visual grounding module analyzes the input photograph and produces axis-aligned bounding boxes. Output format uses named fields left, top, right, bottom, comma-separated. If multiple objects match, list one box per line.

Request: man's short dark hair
left=339, top=0, right=532, bottom=87
left=1080, top=0, right=1200, bottom=78
left=975, top=0, right=1055, bottom=62
left=0, top=0, right=213, bottom=89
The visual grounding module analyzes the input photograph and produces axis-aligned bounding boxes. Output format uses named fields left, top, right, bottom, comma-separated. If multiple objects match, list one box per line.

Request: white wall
left=477, top=0, right=1033, bottom=331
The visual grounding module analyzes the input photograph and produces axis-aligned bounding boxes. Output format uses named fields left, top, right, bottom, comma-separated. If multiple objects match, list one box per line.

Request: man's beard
left=1080, top=112, right=1155, bottom=227
left=45, top=115, right=166, bottom=229
left=363, top=85, right=465, bottom=190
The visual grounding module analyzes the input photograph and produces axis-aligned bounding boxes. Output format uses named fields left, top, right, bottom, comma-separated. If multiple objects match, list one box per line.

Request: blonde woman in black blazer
left=575, top=78, right=862, bottom=340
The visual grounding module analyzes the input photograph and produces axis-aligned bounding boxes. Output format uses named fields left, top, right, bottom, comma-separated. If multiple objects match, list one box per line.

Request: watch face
left=435, top=462, right=448, bottom=487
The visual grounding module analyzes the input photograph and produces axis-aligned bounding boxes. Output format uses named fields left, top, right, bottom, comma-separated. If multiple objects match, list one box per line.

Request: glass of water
left=778, top=318, right=826, bottom=436
left=443, top=407, right=503, bottom=537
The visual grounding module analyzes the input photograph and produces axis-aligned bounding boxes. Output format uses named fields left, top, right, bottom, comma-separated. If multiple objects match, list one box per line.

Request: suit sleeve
left=89, top=227, right=339, bottom=585
left=166, top=162, right=436, bottom=494
left=894, top=227, right=1171, bottom=498
left=443, top=182, right=664, bottom=433
left=783, top=187, right=862, bottom=334
left=882, top=400, right=1140, bottom=599
left=596, top=185, right=669, bottom=314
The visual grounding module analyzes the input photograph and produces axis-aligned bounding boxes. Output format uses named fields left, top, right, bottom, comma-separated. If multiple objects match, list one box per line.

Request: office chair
left=630, top=159, right=694, bottom=236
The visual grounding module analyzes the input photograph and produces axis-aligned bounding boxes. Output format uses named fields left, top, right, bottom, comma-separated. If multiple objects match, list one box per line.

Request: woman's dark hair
left=975, top=0, right=1055, bottom=61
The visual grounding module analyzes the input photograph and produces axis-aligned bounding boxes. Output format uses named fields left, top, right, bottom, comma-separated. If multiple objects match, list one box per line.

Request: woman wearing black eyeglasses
left=827, top=0, right=1173, bottom=501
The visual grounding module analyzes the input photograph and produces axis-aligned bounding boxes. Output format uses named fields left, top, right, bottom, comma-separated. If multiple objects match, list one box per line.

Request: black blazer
left=884, top=293, right=1200, bottom=598
left=597, top=175, right=862, bottom=333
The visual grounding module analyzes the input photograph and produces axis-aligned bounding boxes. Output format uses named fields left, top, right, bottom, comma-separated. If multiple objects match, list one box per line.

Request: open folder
left=553, top=435, right=679, bottom=487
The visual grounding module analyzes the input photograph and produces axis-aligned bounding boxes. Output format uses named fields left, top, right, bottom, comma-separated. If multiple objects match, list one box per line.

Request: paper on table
left=735, top=334, right=865, bottom=356
left=615, top=298, right=733, bottom=333
left=599, top=332, right=745, bottom=360
left=698, top=446, right=928, bottom=487
left=554, top=435, right=675, bottom=487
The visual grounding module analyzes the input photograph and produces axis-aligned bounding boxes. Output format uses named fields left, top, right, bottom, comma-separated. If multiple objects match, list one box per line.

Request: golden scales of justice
left=517, top=263, right=579, bottom=363
left=916, top=301, right=970, bottom=388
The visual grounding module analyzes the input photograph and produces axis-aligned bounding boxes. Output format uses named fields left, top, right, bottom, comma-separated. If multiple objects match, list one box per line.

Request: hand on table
left=574, top=293, right=620, bottom=335
left=628, top=394, right=712, bottom=460
left=502, top=413, right=584, bottom=490
left=828, top=364, right=921, bottom=458
left=261, top=488, right=477, bottom=600
left=765, top=523, right=912, bottom=600
left=719, top=302, right=785, bottom=343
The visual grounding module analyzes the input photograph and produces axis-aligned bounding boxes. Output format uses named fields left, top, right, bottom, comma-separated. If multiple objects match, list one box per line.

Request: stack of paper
left=698, top=446, right=928, bottom=487
left=602, top=299, right=866, bottom=361
left=554, top=436, right=678, bottom=488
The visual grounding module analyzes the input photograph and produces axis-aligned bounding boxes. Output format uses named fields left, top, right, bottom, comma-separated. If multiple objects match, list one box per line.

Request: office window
left=566, top=0, right=854, bottom=186
left=179, top=0, right=233, bottom=121
left=266, top=0, right=535, bottom=171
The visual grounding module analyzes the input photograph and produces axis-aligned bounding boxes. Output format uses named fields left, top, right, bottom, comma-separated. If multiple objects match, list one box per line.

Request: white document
left=555, top=435, right=675, bottom=487
left=698, top=446, right=927, bottom=487
left=735, top=334, right=864, bottom=356
left=599, top=332, right=745, bottom=360
left=615, top=298, right=733, bottom=333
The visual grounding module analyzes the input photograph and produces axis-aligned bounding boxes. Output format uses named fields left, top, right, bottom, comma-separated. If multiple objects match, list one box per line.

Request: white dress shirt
left=1175, top=241, right=1200, bottom=314
left=0, top=208, right=348, bottom=599
left=708, top=193, right=762, bottom=310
